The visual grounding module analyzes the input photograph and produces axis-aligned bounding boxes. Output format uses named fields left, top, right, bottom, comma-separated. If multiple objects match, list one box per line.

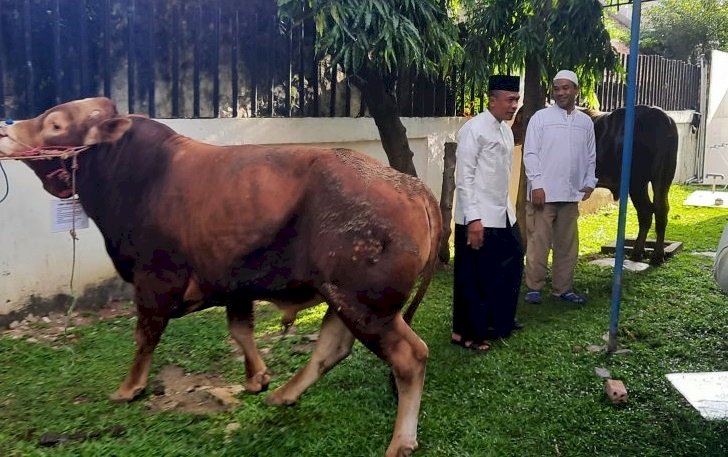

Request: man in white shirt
left=452, top=75, right=524, bottom=352
left=523, top=69, right=597, bottom=305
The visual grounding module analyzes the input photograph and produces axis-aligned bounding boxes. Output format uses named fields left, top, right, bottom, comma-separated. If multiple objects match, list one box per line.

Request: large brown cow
left=513, top=105, right=678, bottom=263
left=0, top=97, right=442, bottom=457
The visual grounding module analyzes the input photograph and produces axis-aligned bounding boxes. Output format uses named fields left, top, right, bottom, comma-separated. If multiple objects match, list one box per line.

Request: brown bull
left=513, top=104, right=678, bottom=263
left=0, top=97, right=442, bottom=457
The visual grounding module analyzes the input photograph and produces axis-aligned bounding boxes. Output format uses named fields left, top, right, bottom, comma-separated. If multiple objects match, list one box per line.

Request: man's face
left=489, top=91, right=520, bottom=122
left=552, top=79, right=578, bottom=110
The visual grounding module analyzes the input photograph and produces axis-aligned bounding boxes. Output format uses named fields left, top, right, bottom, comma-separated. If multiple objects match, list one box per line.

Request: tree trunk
left=516, top=52, right=548, bottom=248
left=516, top=0, right=551, bottom=248
left=351, top=68, right=418, bottom=177
left=438, top=142, right=457, bottom=264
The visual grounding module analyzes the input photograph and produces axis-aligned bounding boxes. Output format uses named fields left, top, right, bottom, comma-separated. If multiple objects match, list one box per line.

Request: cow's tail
left=402, top=192, right=443, bottom=326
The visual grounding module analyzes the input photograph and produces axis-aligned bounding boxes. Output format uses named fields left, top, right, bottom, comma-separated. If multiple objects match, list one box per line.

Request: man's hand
left=531, top=188, right=545, bottom=207
left=467, top=220, right=484, bottom=250
left=580, top=186, right=594, bottom=201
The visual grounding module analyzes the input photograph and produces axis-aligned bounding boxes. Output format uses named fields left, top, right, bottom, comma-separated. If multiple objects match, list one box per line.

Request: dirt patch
left=1, top=299, right=134, bottom=345
left=145, top=365, right=244, bottom=415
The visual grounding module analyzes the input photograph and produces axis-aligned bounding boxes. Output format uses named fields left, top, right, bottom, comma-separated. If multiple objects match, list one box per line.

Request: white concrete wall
left=0, top=116, right=465, bottom=320
left=668, top=110, right=701, bottom=183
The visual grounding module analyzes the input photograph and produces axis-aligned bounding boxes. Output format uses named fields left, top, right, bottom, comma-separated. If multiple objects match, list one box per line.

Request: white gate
left=703, top=50, right=728, bottom=185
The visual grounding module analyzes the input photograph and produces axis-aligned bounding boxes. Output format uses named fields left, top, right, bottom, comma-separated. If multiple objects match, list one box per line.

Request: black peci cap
left=488, top=75, right=520, bottom=92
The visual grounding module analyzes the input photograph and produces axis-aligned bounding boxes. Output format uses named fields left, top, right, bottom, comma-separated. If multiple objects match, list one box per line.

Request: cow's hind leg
left=227, top=303, right=271, bottom=393
left=265, top=307, right=354, bottom=406
left=651, top=184, right=671, bottom=264
left=629, top=183, right=654, bottom=262
left=317, top=283, right=427, bottom=457
left=110, top=272, right=182, bottom=402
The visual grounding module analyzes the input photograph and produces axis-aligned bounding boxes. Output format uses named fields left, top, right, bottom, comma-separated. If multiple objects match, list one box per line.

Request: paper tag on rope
left=51, top=198, right=88, bottom=233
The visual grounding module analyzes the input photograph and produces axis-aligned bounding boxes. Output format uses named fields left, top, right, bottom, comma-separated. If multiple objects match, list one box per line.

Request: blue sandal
left=524, top=290, right=542, bottom=304
left=556, top=291, right=587, bottom=304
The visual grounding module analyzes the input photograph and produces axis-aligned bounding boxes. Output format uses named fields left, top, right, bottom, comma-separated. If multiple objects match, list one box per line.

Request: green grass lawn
left=2, top=185, right=728, bottom=456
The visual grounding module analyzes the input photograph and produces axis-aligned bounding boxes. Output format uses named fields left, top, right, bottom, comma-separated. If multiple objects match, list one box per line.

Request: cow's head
left=0, top=97, right=133, bottom=198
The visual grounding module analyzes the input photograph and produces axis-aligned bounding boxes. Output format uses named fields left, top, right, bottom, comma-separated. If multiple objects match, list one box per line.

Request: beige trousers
left=525, top=202, right=579, bottom=295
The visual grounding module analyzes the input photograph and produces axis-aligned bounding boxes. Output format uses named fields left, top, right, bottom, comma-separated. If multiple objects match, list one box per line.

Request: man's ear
left=83, top=117, right=133, bottom=145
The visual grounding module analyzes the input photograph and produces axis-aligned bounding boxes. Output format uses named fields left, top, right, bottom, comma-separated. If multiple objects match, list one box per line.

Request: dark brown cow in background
left=589, top=105, right=678, bottom=263
left=0, top=98, right=442, bottom=457
left=513, top=104, right=678, bottom=263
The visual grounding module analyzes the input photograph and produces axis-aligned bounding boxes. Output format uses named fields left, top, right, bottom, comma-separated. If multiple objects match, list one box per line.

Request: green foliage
left=460, top=0, right=617, bottom=108
left=642, top=0, right=728, bottom=62
left=1, top=187, right=728, bottom=455
left=604, top=12, right=630, bottom=46
left=276, top=0, right=462, bottom=79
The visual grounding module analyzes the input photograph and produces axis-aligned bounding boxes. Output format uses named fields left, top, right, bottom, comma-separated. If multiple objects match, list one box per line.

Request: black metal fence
left=0, top=0, right=462, bottom=119
left=0, top=0, right=701, bottom=120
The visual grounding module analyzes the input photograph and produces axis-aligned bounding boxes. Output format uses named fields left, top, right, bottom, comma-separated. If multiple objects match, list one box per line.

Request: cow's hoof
left=109, top=386, right=145, bottom=403
left=650, top=254, right=665, bottom=265
left=264, top=390, right=297, bottom=407
left=245, top=371, right=271, bottom=394
left=629, top=252, right=645, bottom=263
left=385, top=439, right=417, bottom=457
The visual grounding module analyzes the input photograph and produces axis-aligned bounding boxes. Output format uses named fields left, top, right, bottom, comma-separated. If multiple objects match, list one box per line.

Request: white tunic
left=454, top=109, right=516, bottom=228
left=523, top=105, right=598, bottom=202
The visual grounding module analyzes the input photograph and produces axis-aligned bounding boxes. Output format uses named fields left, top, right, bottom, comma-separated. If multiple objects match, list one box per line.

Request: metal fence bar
left=127, top=0, right=136, bottom=112
left=103, top=0, right=111, bottom=98
left=171, top=4, right=180, bottom=117
left=345, top=75, right=351, bottom=117
left=147, top=0, right=156, bottom=117
left=231, top=9, right=239, bottom=118
left=329, top=64, right=337, bottom=117
left=269, top=14, right=275, bottom=117
left=657, top=57, right=664, bottom=107
left=79, top=0, right=90, bottom=98
left=23, top=0, right=34, bottom=117
left=285, top=24, right=292, bottom=117
left=0, top=8, right=5, bottom=118
left=311, top=24, right=318, bottom=117
left=213, top=6, right=221, bottom=118
left=192, top=5, right=201, bottom=117
left=297, top=20, right=304, bottom=117
left=53, top=0, right=62, bottom=104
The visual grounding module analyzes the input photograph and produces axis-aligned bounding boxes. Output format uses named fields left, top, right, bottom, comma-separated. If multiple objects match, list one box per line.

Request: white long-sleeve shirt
left=523, top=105, right=598, bottom=202
left=454, top=109, right=516, bottom=228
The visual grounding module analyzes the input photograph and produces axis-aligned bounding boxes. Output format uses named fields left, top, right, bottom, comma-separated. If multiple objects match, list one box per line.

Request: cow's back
left=592, top=105, right=678, bottom=193
left=144, top=142, right=437, bottom=306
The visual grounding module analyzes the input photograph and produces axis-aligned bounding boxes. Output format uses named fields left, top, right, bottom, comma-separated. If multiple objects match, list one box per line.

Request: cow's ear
left=83, top=117, right=132, bottom=145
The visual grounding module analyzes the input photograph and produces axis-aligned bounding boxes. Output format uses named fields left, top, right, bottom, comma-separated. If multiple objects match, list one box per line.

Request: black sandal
left=463, top=340, right=491, bottom=352
left=451, top=334, right=467, bottom=347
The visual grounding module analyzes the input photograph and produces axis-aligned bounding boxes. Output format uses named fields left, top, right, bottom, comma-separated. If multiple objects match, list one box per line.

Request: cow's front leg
left=109, top=311, right=170, bottom=402
left=227, top=303, right=271, bottom=393
left=109, top=272, right=180, bottom=402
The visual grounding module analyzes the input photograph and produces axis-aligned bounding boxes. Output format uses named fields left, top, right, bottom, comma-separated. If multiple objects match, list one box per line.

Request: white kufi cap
left=553, top=69, right=578, bottom=86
